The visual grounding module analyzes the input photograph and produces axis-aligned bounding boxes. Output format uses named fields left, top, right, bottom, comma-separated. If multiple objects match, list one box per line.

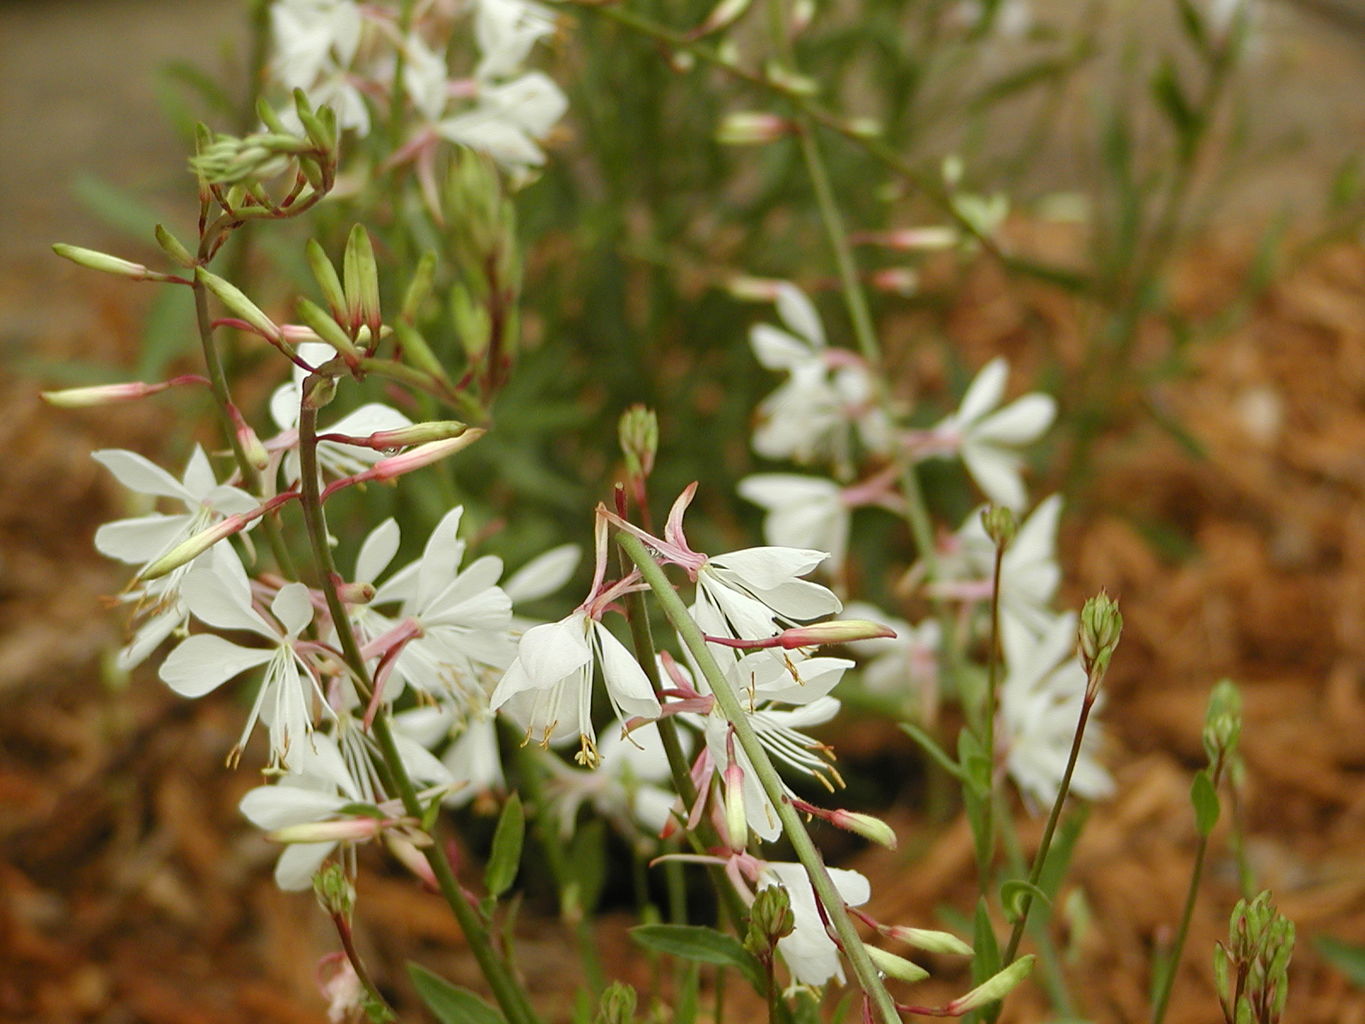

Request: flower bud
left=723, top=758, right=749, bottom=850
left=1202, top=678, right=1242, bottom=765
left=596, top=981, right=638, bottom=1024
left=270, top=817, right=383, bottom=845
left=42, top=377, right=203, bottom=408
left=618, top=405, right=658, bottom=480
left=709, top=620, right=895, bottom=650
left=154, top=224, right=197, bottom=268
left=826, top=810, right=898, bottom=850
left=879, top=926, right=972, bottom=956
left=764, top=61, right=819, bottom=96
left=197, top=267, right=282, bottom=342
left=981, top=505, right=1017, bottom=549
left=1078, top=590, right=1122, bottom=695
left=865, top=946, right=929, bottom=984
left=355, top=431, right=487, bottom=485
left=401, top=251, right=438, bottom=323
left=52, top=243, right=180, bottom=283
left=688, top=0, right=752, bottom=38
left=716, top=112, right=795, bottom=145
left=227, top=402, right=270, bottom=472
left=305, top=238, right=348, bottom=320
left=312, top=864, right=356, bottom=917
left=343, top=224, right=381, bottom=338
left=870, top=268, right=919, bottom=296
left=138, top=516, right=246, bottom=581
left=295, top=296, right=361, bottom=363
left=944, top=955, right=1035, bottom=1014
left=744, top=884, right=795, bottom=958
left=725, top=276, right=785, bottom=301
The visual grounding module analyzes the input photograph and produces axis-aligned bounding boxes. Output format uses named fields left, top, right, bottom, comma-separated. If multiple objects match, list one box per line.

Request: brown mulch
left=3, top=235, right=1364, bottom=1023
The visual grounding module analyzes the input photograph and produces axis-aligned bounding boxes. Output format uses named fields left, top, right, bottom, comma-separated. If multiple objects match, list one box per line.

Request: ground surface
left=2, top=1, right=1365, bottom=1022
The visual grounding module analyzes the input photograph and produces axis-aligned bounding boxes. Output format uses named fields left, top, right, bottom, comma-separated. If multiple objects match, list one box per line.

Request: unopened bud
left=764, top=61, right=819, bottom=96
left=343, top=224, right=381, bottom=338
left=716, top=112, right=795, bottom=145
left=295, top=296, right=361, bottom=363
left=271, top=817, right=383, bottom=845
left=831, top=809, right=898, bottom=850
left=356, top=430, right=487, bottom=485
left=384, top=833, right=437, bottom=889
left=302, top=373, right=338, bottom=411
left=726, top=276, right=785, bottom=302
left=870, top=268, right=919, bottom=296
left=336, top=581, right=376, bottom=605
left=618, top=405, right=658, bottom=480
left=312, top=863, right=356, bottom=917
left=879, top=926, right=972, bottom=956
left=944, top=955, right=1035, bottom=1014
left=744, top=885, right=795, bottom=957
left=197, top=267, right=282, bottom=342
left=1078, top=591, right=1122, bottom=695
left=596, top=981, right=638, bottom=1024
left=852, top=227, right=958, bottom=252
left=688, top=0, right=752, bottom=37
left=305, top=238, right=348, bottom=319
left=709, top=620, right=895, bottom=651
left=139, top=516, right=247, bottom=581
left=981, top=505, right=1017, bottom=549
left=227, top=403, right=270, bottom=471
left=41, top=376, right=204, bottom=408
left=401, top=251, right=438, bottom=323
left=843, top=117, right=882, bottom=139
left=53, top=243, right=180, bottom=283
left=154, top=224, right=197, bottom=268
left=1202, top=678, right=1242, bottom=765
left=864, top=946, right=929, bottom=984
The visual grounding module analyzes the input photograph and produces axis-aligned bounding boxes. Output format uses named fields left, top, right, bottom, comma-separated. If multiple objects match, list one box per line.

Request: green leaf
left=1316, top=935, right=1365, bottom=987
left=1151, top=58, right=1202, bottom=160
left=630, top=924, right=765, bottom=990
left=485, top=793, right=525, bottom=898
left=407, top=963, right=505, bottom=1024
left=1191, top=768, right=1221, bottom=836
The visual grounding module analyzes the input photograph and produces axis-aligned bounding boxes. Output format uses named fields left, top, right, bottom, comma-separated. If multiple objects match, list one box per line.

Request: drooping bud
left=321, top=420, right=470, bottom=451
left=942, top=956, right=1035, bottom=1014
left=1078, top=591, right=1122, bottom=697
left=864, top=946, right=929, bottom=984
left=138, top=492, right=294, bottom=581
left=687, top=0, right=752, bottom=38
left=826, top=809, right=898, bottom=851
left=723, top=740, right=749, bottom=850
left=52, top=244, right=183, bottom=283
left=981, top=505, right=1017, bottom=550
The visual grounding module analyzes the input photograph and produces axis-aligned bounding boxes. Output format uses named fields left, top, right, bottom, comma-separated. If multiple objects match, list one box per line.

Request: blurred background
left=3, top=0, right=1365, bottom=1021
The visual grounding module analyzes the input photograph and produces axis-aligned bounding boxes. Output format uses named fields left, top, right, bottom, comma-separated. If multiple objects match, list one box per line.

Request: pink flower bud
left=268, top=818, right=383, bottom=844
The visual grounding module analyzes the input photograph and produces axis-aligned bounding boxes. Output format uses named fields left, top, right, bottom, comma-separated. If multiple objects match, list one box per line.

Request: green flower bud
left=313, top=863, right=355, bottom=918
left=944, top=955, right=1035, bottom=1015
left=864, top=946, right=929, bottom=984
left=618, top=405, right=659, bottom=480
left=1079, top=590, right=1123, bottom=694
left=981, top=505, right=1017, bottom=549
left=744, top=884, right=795, bottom=958
left=1203, top=678, right=1243, bottom=765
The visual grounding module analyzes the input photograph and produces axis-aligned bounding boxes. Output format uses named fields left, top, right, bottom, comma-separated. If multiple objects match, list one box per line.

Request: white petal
left=239, top=785, right=347, bottom=830
left=416, top=506, right=467, bottom=607
left=750, top=324, right=812, bottom=370
left=593, top=622, right=661, bottom=721
left=181, top=561, right=265, bottom=634
left=93, top=449, right=193, bottom=503
left=503, top=544, right=581, bottom=604
left=520, top=615, right=592, bottom=684
left=180, top=446, right=217, bottom=498
left=956, top=357, right=1008, bottom=426
left=961, top=441, right=1026, bottom=509
left=160, top=634, right=271, bottom=697
left=355, top=518, right=401, bottom=584
left=94, top=514, right=187, bottom=563
left=974, top=393, right=1056, bottom=446
left=775, top=284, right=825, bottom=348
left=272, top=582, right=315, bottom=637
left=710, top=547, right=827, bottom=588
left=273, top=841, right=337, bottom=891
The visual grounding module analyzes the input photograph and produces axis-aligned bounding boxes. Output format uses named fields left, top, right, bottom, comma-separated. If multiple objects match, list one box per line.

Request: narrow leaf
left=630, top=924, right=765, bottom=990
left=485, top=793, right=525, bottom=898
left=407, top=963, right=505, bottom=1024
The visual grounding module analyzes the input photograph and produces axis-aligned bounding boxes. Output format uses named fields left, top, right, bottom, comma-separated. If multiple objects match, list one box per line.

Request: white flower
left=475, top=0, right=558, bottom=81
left=93, top=446, right=258, bottom=669
left=159, top=547, right=323, bottom=769
left=270, top=0, right=370, bottom=135
left=362, top=506, right=517, bottom=702
left=436, top=71, right=567, bottom=170
left=490, top=610, right=661, bottom=766
left=737, top=475, right=850, bottom=575
left=927, top=357, right=1054, bottom=509
left=999, top=612, right=1113, bottom=809
left=749, top=285, right=890, bottom=469
left=943, top=495, right=1062, bottom=637
left=549, top=721, right=686, bottom=840
left=757, top=861, right=871, bottom=986
left=694, top=546, right=843, bottom=642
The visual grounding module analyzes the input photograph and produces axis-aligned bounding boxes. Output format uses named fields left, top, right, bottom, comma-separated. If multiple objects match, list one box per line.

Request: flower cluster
left=269, top=0, right=567, bottom=176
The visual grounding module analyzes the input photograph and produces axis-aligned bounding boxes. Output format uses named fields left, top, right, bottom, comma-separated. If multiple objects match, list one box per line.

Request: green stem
left=296, top=402, right=542, bottom=1024
left=331, top=911, right=397, bottom=1021
left=617, top=533, right=900, bottom=1024
left=1149, top=750, right=1228, bottom=1024
left=1001, top=695, right=1096, bottom=966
